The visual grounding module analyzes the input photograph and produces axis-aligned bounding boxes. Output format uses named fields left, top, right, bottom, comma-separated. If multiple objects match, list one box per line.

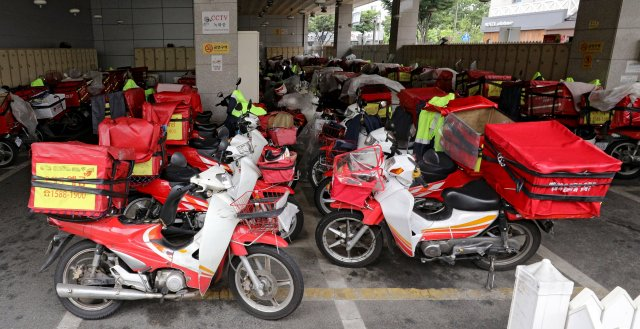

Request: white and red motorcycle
left=315, top=146, right=542, bottom=274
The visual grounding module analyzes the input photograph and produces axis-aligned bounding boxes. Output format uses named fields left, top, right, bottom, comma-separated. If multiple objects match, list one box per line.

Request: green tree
left=381, top=0, right=455, bottom=43
left=428, top=0, right=489, bottom=43
left=382, top=14, right=391, bottom=44
left=308, top=14, right=335, bottom=46
left=353, top=9, right=380, bottom=45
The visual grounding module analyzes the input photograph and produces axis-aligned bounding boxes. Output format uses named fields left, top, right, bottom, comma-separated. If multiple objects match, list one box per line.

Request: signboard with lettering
left=579, top=41, right=604, bottom=54
left=202, top=11, right=229, bottom=34
left=202, top=42, right=230, bottom=55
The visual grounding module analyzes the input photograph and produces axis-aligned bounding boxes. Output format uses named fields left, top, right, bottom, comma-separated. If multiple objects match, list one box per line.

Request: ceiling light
left=116, top=19, right=125, bottom=24
left=69, top=8, right=80, bottom=15
left=33, top=0, right=47, bottom=7
left=315, top=0, right=326, bottom=4
left=298, top=10, right=305, bottom=15
left=287, top=8, right=294, bottom=20
left=93, top=14, right=103, bottom=19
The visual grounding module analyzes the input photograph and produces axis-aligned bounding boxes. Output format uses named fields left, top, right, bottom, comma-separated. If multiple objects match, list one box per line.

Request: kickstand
left=485, top=255, right=496, bottom=291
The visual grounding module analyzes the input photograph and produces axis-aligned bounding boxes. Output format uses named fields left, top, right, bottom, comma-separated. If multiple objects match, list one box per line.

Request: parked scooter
left=128, top=117, right=305, bottom=241
left=315, top=146, right=542, bottom=276
left=41, top=156, right=304, bottom=320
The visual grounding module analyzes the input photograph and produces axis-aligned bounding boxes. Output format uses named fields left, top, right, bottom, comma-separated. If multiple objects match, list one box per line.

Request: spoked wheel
left=314, top=177, right=334, bottom=216
left=279, top=196, right=304, bottom=242
left=307, top=154, right=327, bottom=187
left=315, top=211, right=383, bottom=268
left=229, top=245, right=304, bottom=320
left=0, top=139, right=18, bottom=167
left=473, top=220, right=541, bottom=271
left=54, top=240, right=122, bottom=320
left=63, top=111, right=85, bottom=133
left=606, top=141, right=640, bottom=179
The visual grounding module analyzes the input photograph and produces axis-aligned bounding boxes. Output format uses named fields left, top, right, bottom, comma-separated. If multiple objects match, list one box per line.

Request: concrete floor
left=1, top=156, right=639, bottom=329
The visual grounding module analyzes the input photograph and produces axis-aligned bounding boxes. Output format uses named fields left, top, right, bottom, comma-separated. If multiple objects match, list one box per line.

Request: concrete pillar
left=567, top=0, right=640, bottom=88
left=194, top=0, right=238, bottom=123
left=333, top=3, right=353, bottom=58
left=388, top=0, right=419, bottom=56
left=302, top=14, right=309, bottom=51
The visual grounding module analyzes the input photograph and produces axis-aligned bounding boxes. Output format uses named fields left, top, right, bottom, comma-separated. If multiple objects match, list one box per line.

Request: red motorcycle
left=40, top=160, right=304, bottom=320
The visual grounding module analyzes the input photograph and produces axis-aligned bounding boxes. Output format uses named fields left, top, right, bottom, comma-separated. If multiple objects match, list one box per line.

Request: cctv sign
left=202, top=11, right=229, bottom=34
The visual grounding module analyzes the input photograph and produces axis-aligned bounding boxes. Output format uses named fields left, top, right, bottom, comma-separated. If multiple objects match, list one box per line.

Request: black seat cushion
left=419, top=149, right=457, bottom=183
left=441, top=179, right=501, bottom=212
left=334, top=139, right=357, bottom=152
left=195, top=123, right=217, bottom=132
left=189, top=137, right=220, bottom=149
left=162, top=165, right=199, bottom=183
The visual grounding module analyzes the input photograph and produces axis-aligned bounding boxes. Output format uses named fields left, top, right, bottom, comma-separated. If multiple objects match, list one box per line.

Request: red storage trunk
left=268, top=127, right=297, bottom=146
left=258, top=152, right=297, bottom=184
left=0, top=93, right=17, bottom=135
left=124, top=88, right=146, bottom=118
left=154, top=91, right=202, bottom=114
left=525, top=81, right=578, bottom=117
left=99, top=117, right=164, bottom=185
left=359, top=84, right=391, bottom=103
left=398, top=87, right=448, bottom=123
left=481, top=121, right=621, bottom=219
left=610, top=95, right=640, bottom=129
left=143, top=101, right=190, bottom=145
left=54, top=80, right=89, bottom=108
left=29, top=142, right=134, bottom=218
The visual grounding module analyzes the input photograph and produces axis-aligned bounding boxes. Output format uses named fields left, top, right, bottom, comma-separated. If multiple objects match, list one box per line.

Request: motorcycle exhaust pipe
left=56, top=284, right=198, bottom=301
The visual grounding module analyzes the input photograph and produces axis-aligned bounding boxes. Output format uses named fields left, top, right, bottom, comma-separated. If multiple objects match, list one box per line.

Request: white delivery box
left=30, top=93, right=67, bottom=119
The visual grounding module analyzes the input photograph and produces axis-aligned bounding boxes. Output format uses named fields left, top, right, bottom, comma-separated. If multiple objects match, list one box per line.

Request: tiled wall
left=91, top=0, right=194, bottom=81
left=238, top=15, right=305, bottom=58
left=0, top=0, right=93, bottom=48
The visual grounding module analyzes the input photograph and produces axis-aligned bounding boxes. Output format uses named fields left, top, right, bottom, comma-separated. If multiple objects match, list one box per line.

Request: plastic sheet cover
left=9, top=94, right=38, bottom=138
left=588, top=83, right=640, bottom=111
left=310, top=67, right=344, bottom=94
left=340, top=74, right=405, bottom=103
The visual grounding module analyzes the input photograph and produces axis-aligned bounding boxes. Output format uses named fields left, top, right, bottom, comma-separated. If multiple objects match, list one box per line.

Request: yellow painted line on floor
left=203, top=287, right=516, bottom=301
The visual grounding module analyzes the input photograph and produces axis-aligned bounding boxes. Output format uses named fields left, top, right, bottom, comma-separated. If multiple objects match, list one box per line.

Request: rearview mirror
left=217, top=91, right=224, bottom=98
left=170, top=152, right=188, bottom=168
left=236, top=77, right=242, bottom=86
left=235, top=103, right=243, bottom=113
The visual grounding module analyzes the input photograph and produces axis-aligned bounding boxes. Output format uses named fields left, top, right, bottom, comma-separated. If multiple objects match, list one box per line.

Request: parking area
left=1, top=158, right=639, bottom=329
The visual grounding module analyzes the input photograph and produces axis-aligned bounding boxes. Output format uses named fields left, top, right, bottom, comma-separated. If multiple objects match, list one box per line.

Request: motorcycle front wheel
left=0, top=139, right=18, bottom=167
left=473, top=220, right=541, bottom=271
left=314, top=177, right=334, bottom=216
left=307, top=154, right=327, bottom=187
left=606, top=140, right=640, bottom=179
left=54, top=240, right=123, bottom=320
left=315, top=211, right=383, bottom=268
left=229, top=245, right=304, bottom=320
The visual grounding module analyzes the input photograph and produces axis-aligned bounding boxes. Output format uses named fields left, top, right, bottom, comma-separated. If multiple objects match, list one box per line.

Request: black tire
left=315, top=211, right=383, bottom=268
left=314, top=177, right=334, bottom=216
left=606, top=140, right=640, bottom=179
left=229, top=245, right=304, bottom=320
left=122, top=194, right=155, bottom=220
left=0, top=139, right=18, bottom=167
left=54, top=240, right=123, bottom=320
left=63, top=111, right=85, bottom=133
left=473, top=220, right=541, bottom=271
left=280, top=195, right=304, bottom=242
left=307, top=154, right=326, bottom=187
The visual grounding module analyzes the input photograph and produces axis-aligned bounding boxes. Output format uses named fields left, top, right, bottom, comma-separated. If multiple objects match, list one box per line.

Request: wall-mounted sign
left=211, top=55, right=222, bottom=72
left=588, top=20, right=599, bottom=29
left=625, top=61, right=640, bottom=74
left=579, top=41, right=604, bottom=54
left=202, top=11, right=229, bottom=34
left=202, top=42, right=230, bottom=55
left=484, top=21, right=514, bottom=27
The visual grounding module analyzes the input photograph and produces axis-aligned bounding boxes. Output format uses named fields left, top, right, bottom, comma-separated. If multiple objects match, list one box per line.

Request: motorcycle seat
left=441, top=179, right=500, bottom=212
left=264, top=148, right=286, bottom=162
left=162, top=165, right=199, bottom=183
left=189, top=137, right=220, bottom=149
left=196, top=111, right=212, bottom=121
left=195, top=123, right=217, bottom=132
left=334, top=140, right=357, bottom=152
left=419, top=149, right=457, bottom=183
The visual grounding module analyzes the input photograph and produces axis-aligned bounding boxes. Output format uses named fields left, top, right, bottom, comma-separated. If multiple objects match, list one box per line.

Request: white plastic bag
left=588, top=83, right=640, bottom=111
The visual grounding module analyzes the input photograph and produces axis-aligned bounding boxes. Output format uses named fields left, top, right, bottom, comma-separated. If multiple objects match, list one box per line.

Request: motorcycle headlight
left=364, top=134, right=376, bottom=146
left=237, top=142, right=253, bottom=156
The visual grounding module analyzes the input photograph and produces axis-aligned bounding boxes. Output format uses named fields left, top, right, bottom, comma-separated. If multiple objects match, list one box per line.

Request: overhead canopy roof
left=238, top=0, right=375, bottom=16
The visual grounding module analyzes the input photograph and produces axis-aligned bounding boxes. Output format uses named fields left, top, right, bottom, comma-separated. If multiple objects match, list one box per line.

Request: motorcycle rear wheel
left=0, top=139, right=18, bottom=168
left=307, top=154, right=327, bottom=187
left=229, top=245, right=304, bottom=320
left=606, top=140, right=640, bottom=179
left=315, top=211, right=383, bottom=268
left=473, top=220, right=541, bottom=271
left=54, top=240, right=123, bottom=320
left=280, top=195, right=304, bottom=241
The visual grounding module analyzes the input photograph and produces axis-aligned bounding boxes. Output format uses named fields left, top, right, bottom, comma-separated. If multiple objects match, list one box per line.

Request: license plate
left=15, top=137, right=22, bottom=148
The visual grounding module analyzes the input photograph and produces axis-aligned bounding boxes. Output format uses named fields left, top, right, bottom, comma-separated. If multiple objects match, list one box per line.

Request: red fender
left=329, top=199, right=384, bottom=225
left=230, top=224, right=289, bottom=256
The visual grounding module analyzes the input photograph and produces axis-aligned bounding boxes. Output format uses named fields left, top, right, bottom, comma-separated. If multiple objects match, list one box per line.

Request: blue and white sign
left=461, top=32, right=470, bottom=42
